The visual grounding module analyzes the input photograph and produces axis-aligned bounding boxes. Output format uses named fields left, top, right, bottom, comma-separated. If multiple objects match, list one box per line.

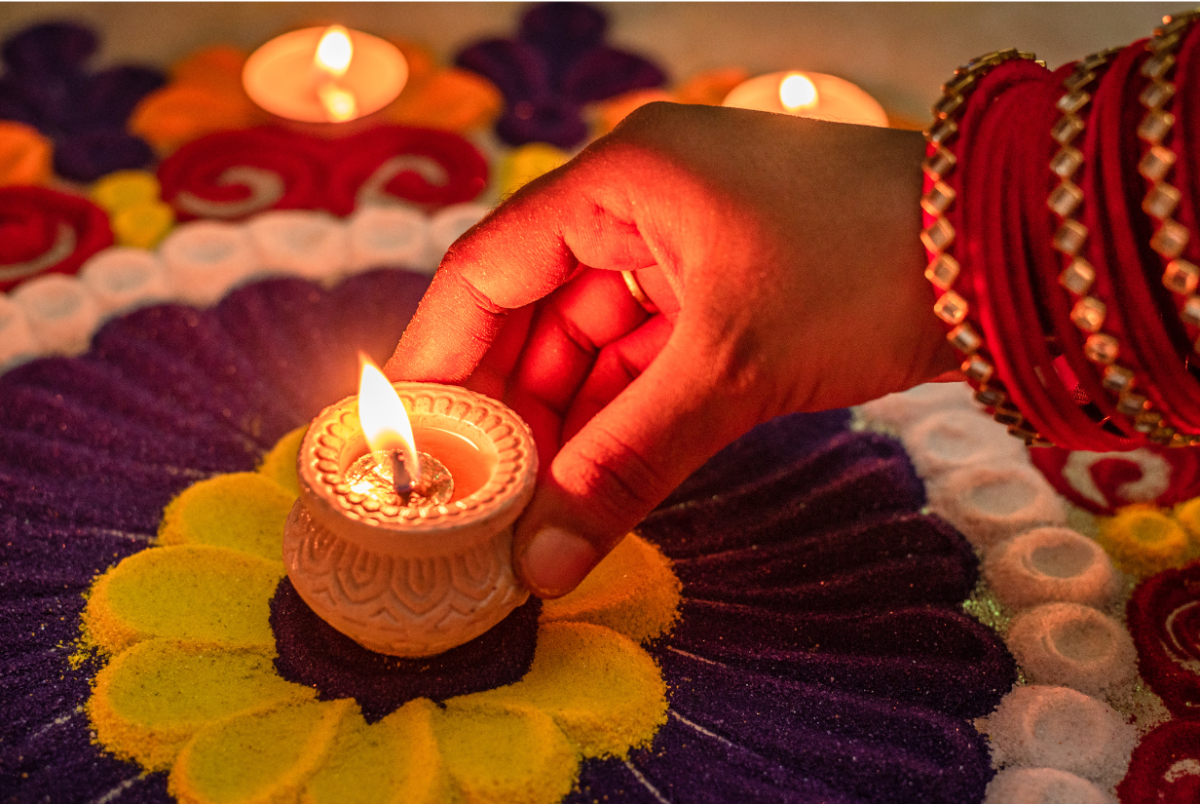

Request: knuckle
left=567, top=426, right=669, bottom=527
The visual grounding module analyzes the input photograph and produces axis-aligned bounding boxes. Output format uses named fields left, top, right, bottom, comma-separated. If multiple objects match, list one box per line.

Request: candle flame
left=779, top=72, right=818, bottom=112
left=315, top=25, right=353, bottom=77
left=358, top=357, right=420, bottom=480
left=317, top=83, right=359, bottom=122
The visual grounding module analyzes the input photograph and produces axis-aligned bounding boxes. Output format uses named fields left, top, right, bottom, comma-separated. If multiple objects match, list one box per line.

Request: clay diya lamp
left=282, top=360, right=537, bottom=656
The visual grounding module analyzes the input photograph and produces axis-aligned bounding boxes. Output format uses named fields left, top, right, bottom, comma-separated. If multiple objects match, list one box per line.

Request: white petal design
left=160, top=220, right=260, bottom=306
left=247, top=210, right=350, bottom=282
left=11, top=273, right=101, bottom=356
left=347, top=206, right=431, bottom=274
left=80, top=247, right=173, bottom=317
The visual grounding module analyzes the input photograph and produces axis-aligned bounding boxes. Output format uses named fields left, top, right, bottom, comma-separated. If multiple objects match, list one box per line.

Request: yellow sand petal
left=159, top=473, right=294, bottom=561
left=303, top=699, right=451, bottom=804
left=89, top=639, right=314, bottom=771
left=541, top=533, right=681, bottom=642
left=1097, top=504, right=1194, bottom=577
left=83, top=545, right=284, bottom=654
left=257, top=426, right=306, bottom=496
left=113, top=200, right=175, bottom=249
left=433, top=700, right=577, bottom=804
left=90, top=170, right=161, bottom=213
left=466, top=621, right=666, bottom=759
left=171, top=699, right=356, bottom=804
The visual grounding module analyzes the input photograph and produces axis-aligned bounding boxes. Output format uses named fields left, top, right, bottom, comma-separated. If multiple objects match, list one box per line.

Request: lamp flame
left=315, top=25, right=353, bottom=77
left=358, top=357, right=420, bottom=481
left=314, top=25, right=359, bottom=122
left=779, top=72, right=818, bottom=112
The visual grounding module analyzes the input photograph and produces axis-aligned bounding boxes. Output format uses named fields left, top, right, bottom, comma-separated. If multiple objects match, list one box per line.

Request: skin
left=386, top=101, right=958, bottom=599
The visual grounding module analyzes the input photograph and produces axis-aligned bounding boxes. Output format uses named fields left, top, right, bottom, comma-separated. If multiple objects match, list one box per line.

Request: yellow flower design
left=82, top=427, right=680, bottom=804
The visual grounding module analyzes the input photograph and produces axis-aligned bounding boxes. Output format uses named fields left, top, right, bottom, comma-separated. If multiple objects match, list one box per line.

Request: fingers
left=384, top=153, right=659, bottom=384
left=513, top=329, right=758, bottom=598
left=561, top=314, right=672, bottom=443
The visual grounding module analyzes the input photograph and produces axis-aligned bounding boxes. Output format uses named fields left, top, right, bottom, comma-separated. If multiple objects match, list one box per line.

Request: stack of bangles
left=921, top=10, right=1200, bottom=451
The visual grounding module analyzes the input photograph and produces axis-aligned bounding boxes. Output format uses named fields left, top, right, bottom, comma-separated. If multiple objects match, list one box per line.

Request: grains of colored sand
left=158, top=472, right=293, bottom=561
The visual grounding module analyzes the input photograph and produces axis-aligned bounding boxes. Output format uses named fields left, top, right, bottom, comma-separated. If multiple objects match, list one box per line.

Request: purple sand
left=0, top=269, right=1009, bottom=804
left=270, top=578, right=541, bottom=722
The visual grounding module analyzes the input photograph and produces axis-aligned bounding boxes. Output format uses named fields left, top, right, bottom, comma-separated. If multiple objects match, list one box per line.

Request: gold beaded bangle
left=922, top=49, right=1047, bottom=445
left=1046, top=47, right=1171, bottom=440
left=1137, top=11, right=1200, bottom=348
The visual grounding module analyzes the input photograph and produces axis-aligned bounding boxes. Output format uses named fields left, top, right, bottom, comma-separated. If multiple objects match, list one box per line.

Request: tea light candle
left=723, top=71, right=888, bottom=127
left=283, top=360, right=537, bottom=656
left=243, top=26, right=408, bottom=124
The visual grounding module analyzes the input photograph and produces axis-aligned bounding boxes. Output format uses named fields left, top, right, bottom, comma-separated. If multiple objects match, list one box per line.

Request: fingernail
left=520, top=526, right=600, bottom=598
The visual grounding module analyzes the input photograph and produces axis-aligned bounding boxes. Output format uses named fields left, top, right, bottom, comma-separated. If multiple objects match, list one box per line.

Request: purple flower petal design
left=79, top=65, right=167, bottom=129
left=561, top=45, right=667, bottom=104
left=456, top=2, right=668, bottom=148
left=496, top=96, right=588, bottom=148
left=455, top=39, right=549, bottom=102
left=0, top=267, right=1011, bottom=804
left=518, top=3, right=608, bottom=80
left=54, top=129, right=155, bottom=181
left=1, top=21, right=97, bottom=77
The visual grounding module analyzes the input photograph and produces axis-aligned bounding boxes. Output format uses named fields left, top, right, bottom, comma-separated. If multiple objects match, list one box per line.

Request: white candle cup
left=10, top=274, right=102, bottom=357
left=246, top=210, right=349, bottom=282
left=283, top=381, right=538, bottom=657
left=160, top=220, right=261, bottom=307
left=982, top=685, right=1135, bottom=789
left=79, top=247, right=173, bottom=317
left=428, top=202, right=490, bottom=269
left=0, top=293, right=39, bottom=371
left=1005, top=602, right=1136, bottom=696
left=347, top=205, right=431, bottom=274
left=243, top=27, right=407, bottom=124
left=983, top=768, right=1116, bottom=804
left=723, top=71, right=888, bottom=127
left=983, top=527, right=1118, bottom=611
left=926, top=463, right=1067, bottom=551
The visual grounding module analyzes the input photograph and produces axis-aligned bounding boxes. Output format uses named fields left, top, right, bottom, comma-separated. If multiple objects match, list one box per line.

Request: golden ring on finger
left=620, top=270, right=659, bottom=314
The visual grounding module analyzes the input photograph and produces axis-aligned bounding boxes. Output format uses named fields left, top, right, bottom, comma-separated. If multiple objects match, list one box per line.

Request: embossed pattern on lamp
left=282, top=361, right=538, bottom=657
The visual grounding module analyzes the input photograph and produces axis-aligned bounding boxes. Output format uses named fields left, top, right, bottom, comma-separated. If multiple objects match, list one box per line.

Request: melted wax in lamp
left=723, top=71, right=888, bottom=127
left=243, top=25, right=408, bottom=123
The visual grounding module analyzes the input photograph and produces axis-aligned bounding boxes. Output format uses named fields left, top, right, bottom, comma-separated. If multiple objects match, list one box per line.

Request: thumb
left=512, top=335, right=758, bottom=598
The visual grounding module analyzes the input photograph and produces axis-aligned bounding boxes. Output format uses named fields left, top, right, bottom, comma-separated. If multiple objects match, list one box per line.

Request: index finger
left=383, top=151, right=658, bottom=384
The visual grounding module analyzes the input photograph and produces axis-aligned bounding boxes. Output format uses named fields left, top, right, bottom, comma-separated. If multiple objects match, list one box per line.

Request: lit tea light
left=243, top=25, right=408, bottom=124
left=282, top=357, right=537, bottom=657
left=351, top=360, right=452, bottom=506
left=723, top=71, right=888, bottom=127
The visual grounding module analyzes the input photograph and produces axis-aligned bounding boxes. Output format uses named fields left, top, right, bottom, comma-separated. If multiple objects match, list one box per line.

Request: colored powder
left=257, top=425, right=306, bottom=495
left=1097, top=504, right=1194, bottom=577
left=304, top=699, right=451, bottom=804
left=541, top=533, right=680, bottom=643
left=466, top=621, right=667, bottom=758
left=270, top=578, right=542, bottom=722
left=83, top=544, right=284, bottom=654
left=158, top=472, right=293, bottom=562
left=433, top=700, right=578, bottom=804
left=90, top=170, right=161, bottom=213
left=89, top=639, right=313, bottom=771
left=170, top=698, right=355, bottom=804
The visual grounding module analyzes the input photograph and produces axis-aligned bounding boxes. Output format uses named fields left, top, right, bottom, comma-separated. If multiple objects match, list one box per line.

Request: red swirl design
left=158, top=125, right=488, bottom=222
left=1128, top=561, right=1200, bottom=718
left=1117, top=720, right=1200, bottom=803
left=1031, top=444, right=1200, bottom=515
left=0, top=186, right=113, bottom=292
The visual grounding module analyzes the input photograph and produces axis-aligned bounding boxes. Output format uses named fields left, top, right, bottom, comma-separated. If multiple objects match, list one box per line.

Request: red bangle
left=1092, top=40, right=1200, bottom=440
left=921, top=51, right=1048, bottom=444
left=967, top=74, right=1123, bottom=450
left=1034, top=50, right=1144, bottom=443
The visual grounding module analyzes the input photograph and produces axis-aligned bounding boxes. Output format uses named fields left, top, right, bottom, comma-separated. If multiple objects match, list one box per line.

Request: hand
left=386, top=101, right=956, bottom=598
